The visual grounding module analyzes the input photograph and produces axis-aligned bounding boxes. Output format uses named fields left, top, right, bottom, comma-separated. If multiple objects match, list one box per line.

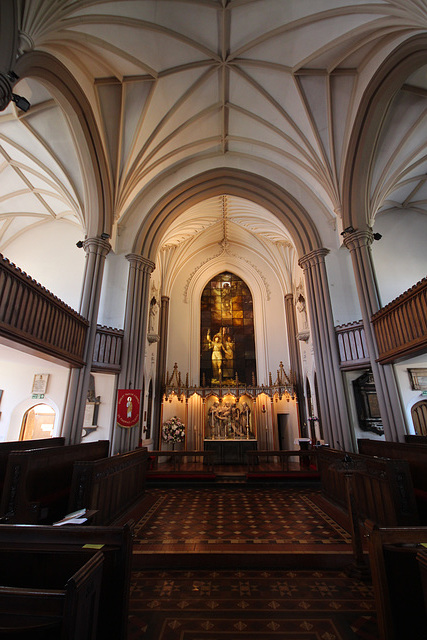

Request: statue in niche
left=148, top=296, right=158, bottom=333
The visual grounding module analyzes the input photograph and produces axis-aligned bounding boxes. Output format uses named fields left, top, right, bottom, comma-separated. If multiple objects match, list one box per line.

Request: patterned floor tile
left=134, top=487, right=352, bottom=546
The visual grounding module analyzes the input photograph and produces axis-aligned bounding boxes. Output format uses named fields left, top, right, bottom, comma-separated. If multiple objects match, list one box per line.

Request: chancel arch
left=131, top=168, right=322, bottom=261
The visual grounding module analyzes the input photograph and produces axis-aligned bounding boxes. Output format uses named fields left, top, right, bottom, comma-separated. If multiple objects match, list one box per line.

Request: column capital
left=342, top=229, right=374, bottom=252
left=298, top=247, right=329, bottom=270
left=83, top=236, right=111, bottom=257
left=126, top=253, right=155, bottom=274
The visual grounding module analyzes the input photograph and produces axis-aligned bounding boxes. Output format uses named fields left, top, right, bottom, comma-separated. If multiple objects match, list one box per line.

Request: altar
left=204, top=439, right=257, bottom=464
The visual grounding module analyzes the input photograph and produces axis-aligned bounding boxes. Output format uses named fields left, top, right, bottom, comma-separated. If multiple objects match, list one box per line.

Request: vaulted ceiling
left=1, top=0, right=427, bottom=255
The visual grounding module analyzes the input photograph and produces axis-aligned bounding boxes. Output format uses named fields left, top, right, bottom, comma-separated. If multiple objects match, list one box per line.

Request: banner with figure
left=117, top=389, right=141, bottom=428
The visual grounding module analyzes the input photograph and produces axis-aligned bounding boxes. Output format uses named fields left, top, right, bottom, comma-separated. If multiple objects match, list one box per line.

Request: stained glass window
left=200, top=272, right=256, bottom=386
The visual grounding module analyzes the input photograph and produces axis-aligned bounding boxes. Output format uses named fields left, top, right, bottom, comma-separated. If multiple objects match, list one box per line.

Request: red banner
left=116, top=389, right=141, bottom=428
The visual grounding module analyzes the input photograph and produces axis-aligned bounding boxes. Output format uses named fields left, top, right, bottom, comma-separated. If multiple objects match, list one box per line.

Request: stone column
left=63, top=237, right=111, bottom=444
left=343, top=230, right=406, bottom=441
left=298, top=249, right=353, bottom=450
left=152, top=295, right=170, bottom=449
left=112, top=254, right=155, bottom=453
left=284, top=293, right=307, bottom=434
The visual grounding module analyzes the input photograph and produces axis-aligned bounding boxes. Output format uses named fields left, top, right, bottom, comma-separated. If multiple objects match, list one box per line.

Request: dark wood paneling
left=372, top=278, right=427, bottom=363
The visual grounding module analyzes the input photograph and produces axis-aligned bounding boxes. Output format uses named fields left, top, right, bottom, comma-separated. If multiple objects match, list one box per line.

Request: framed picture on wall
left=408, top=369, right=427, bottom=391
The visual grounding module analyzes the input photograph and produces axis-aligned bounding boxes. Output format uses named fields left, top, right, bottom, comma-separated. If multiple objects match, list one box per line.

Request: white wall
left=2, top=220, right=85, bottom=311
left=372, top=209, right=427, bottom=306
left=0, top=344, right=71, bottom=441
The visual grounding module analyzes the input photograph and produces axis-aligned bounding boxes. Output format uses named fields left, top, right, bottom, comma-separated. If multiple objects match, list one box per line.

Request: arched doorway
left=411, top=400, right=427, bottom=436
left=20, top=404, right=56, bottom=440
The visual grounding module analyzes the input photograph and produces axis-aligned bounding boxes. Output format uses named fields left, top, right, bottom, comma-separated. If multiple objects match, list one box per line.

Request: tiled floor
left=129, top=485, right=379, bottom=639
left=129, top=567, right=378, bottom=640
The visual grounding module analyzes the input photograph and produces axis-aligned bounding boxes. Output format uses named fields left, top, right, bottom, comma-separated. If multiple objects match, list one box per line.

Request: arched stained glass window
left=200, top=272, right=256, bottom=386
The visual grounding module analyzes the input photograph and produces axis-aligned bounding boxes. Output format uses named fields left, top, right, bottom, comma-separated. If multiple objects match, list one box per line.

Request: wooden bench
left=317, top=447, right=419, bottom=527
left=0, top=547, right=104, bottom=639
left=0, top=440, right=110, bottom=524
left=0, top=437, right=65, bottom=496
left=0, top=521, right=133, bottom=640
left=69, top=448, right=149, bottom=525
left=364, top=520, right=427, bottom=640
left=358, top=438, right=427, bottom=523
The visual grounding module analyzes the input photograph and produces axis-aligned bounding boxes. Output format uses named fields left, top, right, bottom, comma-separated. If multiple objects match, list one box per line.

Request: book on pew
left=53, top=508, right=89, bottom=526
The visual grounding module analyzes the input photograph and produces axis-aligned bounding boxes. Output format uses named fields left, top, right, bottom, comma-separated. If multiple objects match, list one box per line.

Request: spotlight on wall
left=340, top=226, right=355, bottom=236
left=100, top=232, right=110, bottom=240
left=76, top=240, right=84, bottom=248
left=11, top=93, right=30, bottom=112
left=373, top=232, right=382, bottom=241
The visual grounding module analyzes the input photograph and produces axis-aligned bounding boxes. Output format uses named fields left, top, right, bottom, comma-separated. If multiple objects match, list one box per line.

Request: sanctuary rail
left=246, top=449, right=318, bottom=473
left=147, top=450, right=215, bottom=473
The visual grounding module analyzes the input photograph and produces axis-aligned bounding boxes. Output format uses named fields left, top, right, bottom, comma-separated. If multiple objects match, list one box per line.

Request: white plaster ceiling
left=0, top=0, right=427, bottom=253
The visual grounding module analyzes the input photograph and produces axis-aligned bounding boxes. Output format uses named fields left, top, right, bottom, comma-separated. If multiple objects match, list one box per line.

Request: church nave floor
left=129, top=485, right=378, bottom=639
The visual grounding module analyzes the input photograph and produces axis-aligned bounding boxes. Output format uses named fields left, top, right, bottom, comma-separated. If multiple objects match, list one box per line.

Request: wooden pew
left=69, top=448, right=149, bottom=525
left=0, top=548, right=104, bottom=639
left=365, top=520, right=427, bottom=640
left=0, top=521, right=133, bottom=640
left=317, top=446, right=419, bottom=526
left=358, top=438, right=427, bottom=523
left=0, top=437, right=65, bottom=496
left=0, top=440, right=110, bottom=524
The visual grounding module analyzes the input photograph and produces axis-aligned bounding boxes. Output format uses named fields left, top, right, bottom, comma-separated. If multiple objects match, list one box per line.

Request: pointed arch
left=343, top=35, right=427, bottom=230
left=133, top=168, right=322, bottom=260
left=14, top=51, right=113, bottom=238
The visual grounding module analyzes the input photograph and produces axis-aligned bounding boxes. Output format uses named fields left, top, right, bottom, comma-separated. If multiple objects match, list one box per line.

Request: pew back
left=0, top=437, right=65, bottom=495
left=0, top=440, right=109, bottom=524
left=317, top=447, right=419, bottom=526
left=365, top=520, right=427, bottom=640
left=0, top=549, right=104, bottom=640
left=69, top=447, right=149, bottom=525
left=358, top=438, right=427, bottom=522
left=0, top=521, right=133, bottom=640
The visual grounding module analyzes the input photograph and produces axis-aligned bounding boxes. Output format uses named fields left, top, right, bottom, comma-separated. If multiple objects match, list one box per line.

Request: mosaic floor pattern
left=128, top=568, right=378, bottom=640
left=133, top=486, right=352, bottom=547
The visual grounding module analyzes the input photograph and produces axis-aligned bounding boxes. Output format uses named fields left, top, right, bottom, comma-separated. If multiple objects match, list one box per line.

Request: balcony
left=335, top=320, right=369, bottom=369
left=372, top=278, right=427, bottom=364
left=0, top=254, right=88, bottom=366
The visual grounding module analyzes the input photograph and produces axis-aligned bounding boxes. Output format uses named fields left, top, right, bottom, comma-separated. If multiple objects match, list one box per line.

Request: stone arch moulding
left=14, top=51, right=113, bottom=239
left=133, top=168, right=322, bottom=262
left=343, top=35, right=427, bottom=231
left=187, top=255, right=272, bottom=387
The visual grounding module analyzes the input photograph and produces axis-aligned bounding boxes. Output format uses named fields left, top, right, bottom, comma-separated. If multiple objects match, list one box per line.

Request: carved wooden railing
left=92, top=325, right=123, bottom=372
left=335, top=320, right=370, bottom=369
left=372, top=278, right=427, bottom=364
left=0, top=254, right=88, bottom=366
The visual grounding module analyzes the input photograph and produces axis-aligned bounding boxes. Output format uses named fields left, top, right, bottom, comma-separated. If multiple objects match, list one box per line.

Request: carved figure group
left=207, top=400, right=251, bottom=439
